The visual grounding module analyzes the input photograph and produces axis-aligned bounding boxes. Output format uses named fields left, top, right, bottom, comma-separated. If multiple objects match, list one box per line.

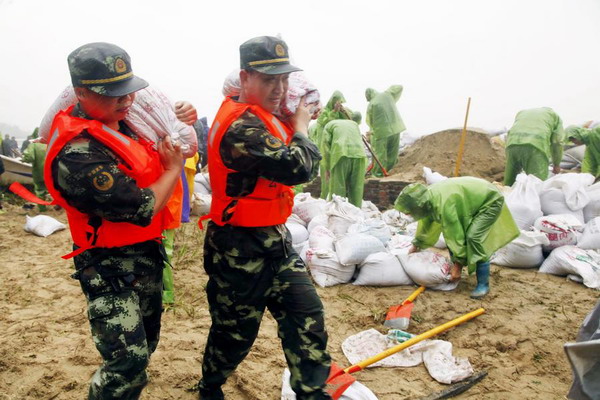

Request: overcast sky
left=1, top=0, right=599, bottom=136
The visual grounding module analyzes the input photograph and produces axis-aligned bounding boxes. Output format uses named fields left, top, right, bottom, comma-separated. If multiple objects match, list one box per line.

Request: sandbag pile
left=289, top=193, right=456, bottom=289
left=190, top=172, right=212, bottom=216
left=496, top=172, right=600, bottom=288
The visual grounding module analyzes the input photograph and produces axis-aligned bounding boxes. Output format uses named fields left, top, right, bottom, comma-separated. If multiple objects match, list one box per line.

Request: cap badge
left=275, top=44, right=285, bottom=57
left=115, top=58, right=127, bottom=74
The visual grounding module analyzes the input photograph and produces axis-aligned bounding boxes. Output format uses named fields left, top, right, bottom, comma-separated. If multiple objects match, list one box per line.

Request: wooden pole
left=454, top=97, right=472, bottom=177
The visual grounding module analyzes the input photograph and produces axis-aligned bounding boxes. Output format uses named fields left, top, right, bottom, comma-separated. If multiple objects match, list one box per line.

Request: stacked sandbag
left=326, top=195, right=364, bottom=235
left=583, top=182, right=600, bottom=223
left=194, top=172, right=211, bottom=194
left=335, top=233, right=386, bottom=266
left=353, top=252, right=414, bottom=286
left=387, top=234, right=415, bottom=257
left=347, top=218, right=392, bottom=245
left=534, top=214, right=584, bottom=252
left=293, top=193, right=327, bottom=224
left=539, top=173, right=595, bottom=224
left=539, top=246, right=600, bottom=289
left=505, top=173, right=543, bottom=230
left=190, top=193, right=212, bottom=216
left=286, top=214, right=309, bottom=245
left=399, top=251, right=459, bottom=291
left=491, top=230, right=549, bottom=268
left=577, top=217, right=600, bottom=250
left=361, top=200, right=381, bottom=219
left=305, top=249, right=354, bottom=288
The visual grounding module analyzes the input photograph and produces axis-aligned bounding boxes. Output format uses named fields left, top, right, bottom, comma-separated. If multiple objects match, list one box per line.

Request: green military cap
left=240, top=36, right=302, bottom=75
left=68, top=42, right=148, bottom=97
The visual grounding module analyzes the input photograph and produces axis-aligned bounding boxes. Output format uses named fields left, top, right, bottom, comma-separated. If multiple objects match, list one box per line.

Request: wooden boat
left=0, top=155, right=33, bottom=185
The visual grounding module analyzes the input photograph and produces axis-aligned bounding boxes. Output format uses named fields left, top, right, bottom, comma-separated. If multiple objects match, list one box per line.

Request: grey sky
left=1, top=0, right=599, bottom=136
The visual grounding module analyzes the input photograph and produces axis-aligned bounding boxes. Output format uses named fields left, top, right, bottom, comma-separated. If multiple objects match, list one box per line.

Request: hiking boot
left=198, top=381, right=224, bottom=400
left=470, top=261, right=490, bottom=299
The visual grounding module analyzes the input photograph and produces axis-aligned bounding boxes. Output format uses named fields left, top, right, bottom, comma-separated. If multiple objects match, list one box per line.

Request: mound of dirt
left=386, top=129, right=506, bottom=182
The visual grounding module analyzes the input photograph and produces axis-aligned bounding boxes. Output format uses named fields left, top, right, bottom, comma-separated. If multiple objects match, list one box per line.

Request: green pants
left=329, top=157, right=367, bottom=207
left=371, top=133, right=400, bottom=177
left=79, top=267, right=163, bottom=400
left=199, top=245, right=332, bottom=399
left=162, top=229, right=175, bottom=304
left=504, top=145, right=549, bottom=186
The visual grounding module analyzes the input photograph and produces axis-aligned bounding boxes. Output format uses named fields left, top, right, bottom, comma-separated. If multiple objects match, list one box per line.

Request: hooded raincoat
left=566, top=125, right=600, bottom=178
left=321, top=119, right=367, bottom=207
left=365, top=85, right=405, bottom=177
left=314, top=91, right=353, bottom=199
left=504, top=107, right=564, bottom=185
left=395, top=177, right=519, bottom=273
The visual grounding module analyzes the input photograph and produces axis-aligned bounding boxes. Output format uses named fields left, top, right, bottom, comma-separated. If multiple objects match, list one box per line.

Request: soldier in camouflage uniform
left=197, top=37, right=332, bottom=400
left=48, top=42, right=183, bottom=399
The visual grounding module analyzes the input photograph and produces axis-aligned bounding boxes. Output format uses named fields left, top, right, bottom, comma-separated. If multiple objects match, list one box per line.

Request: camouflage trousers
left=78, top=266, right=163, bottom=400
left=199, top=248, right=332, bottom=400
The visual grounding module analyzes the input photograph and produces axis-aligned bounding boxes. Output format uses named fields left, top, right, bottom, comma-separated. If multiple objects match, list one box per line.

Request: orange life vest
left=44, top=107, right=178, bottom=258
left=204, top=97, right=294, bottom=227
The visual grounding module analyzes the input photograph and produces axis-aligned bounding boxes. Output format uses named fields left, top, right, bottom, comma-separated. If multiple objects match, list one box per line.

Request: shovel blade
left=325, top=362, right=356, bottom=399
left=384, top=301, right=414, bottom=329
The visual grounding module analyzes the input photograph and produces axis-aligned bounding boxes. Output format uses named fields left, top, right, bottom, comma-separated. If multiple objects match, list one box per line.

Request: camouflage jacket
left=52, top=105, right=165, bottom=278
left=206, top=110, right=321, bottom=258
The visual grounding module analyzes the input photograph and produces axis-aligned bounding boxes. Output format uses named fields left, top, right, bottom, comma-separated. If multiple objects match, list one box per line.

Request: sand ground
left=0, top=204, right=598, bottom=400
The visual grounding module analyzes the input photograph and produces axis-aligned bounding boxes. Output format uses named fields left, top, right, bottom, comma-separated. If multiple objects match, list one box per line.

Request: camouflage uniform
left=52, top=105, right=165, bottom=399
left=198, top=110, right=332, bottom=400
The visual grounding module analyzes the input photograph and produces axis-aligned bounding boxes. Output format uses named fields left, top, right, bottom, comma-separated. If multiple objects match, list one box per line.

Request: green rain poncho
left=21, top=142, right=48, bottom=197
left=567, top=125, right=600, bottom=178
left=365, top=85, right=406, bottom=176
left=315, top=91, right=353, bottom=199
left=395, top=177, right=519, bottom=273
left=321, top=118, right=367, bottom=207
left=504, top=107, right=564, bottom=185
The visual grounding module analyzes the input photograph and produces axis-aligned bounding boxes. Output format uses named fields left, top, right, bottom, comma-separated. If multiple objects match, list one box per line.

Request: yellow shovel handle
left=345, top=308, right=485, bottom=374
left=402, top=285, right=426, bottom=305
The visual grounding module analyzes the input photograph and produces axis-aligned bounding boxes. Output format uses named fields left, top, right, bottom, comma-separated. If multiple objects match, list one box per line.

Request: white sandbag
left=505, top=173, right=543, bottom=229
left=335, top=233, right=386, bottom=266
left=286, top=213, right=307, bottom=227
left=539, top=246, right=600, bottom=289
left=39, top=85, right=198, bottom=157
left=347, top=219, right=392, bottom=245
left=491, top=230, right=549, bottom=268
left=423, top=166, right=448, bottom=185
left=534, top=214, right=584, bottom=251
left=387, top=234, right=414, bottom=257
left=190, top=193, right=212, bottom=216
left=434, top=234, right=447, bottom=249
left=404, top=222, right=418, bottom=237
left=577, top=217, right=600, bottom=250
left=399, top=251, right=458, bottom=291
left=293, top=193, right=327, bottom=223
left=306, top=249, right=355, bottom=287
left=327, top=195, right=364, bottom=235
left=281, top=368, right=378, bottom=400
left=286, top=221, right=309, bottom=245
left=24, top=215, right=66, bottom=237
left=361, top=200, right=381, bottom=219
left=353, top=252, right=414, bottom=286
left=292, top=240, right=307, bottom=255
left=308, top=226, right=336, bottom=251
left=583, top=182, right=600, bottom=222
left=381, top=209, right=413, bottom=229
left=540, top=173, right=595, bottom=223
left=194, top=173, right=211, bottom=194
left=307, top=214, right=328, bottom=233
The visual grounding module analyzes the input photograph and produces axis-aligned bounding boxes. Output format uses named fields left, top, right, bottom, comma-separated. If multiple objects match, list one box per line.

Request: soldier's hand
left=291, top=95, right=311, bottom=135
left=158, top=137, right=184, bottom=172
left=174, top=101, right=198, bottom=125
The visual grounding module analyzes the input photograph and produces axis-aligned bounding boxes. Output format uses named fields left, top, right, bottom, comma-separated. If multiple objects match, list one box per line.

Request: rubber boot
left=470, top=261, right=490, bottom=299
left=198, top=382, right=224, bottom=400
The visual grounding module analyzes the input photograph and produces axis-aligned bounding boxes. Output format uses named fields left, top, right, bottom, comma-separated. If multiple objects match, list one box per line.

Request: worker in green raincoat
left=365, top=85, right=405, bottom=177
left=21, top=141, right=48, bottom=211
left=321, top=112, right=367, bottom=207
left=504, top=107, right=564, bottom=186
left=315, top=91, right=354, bottom=199
left=395, top=177, right=519, bottom=299
left=566, top=125, right=600, bottom=179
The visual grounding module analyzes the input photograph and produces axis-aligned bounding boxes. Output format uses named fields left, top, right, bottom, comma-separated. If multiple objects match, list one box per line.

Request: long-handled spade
left=325, top=308, right=486, bottom=399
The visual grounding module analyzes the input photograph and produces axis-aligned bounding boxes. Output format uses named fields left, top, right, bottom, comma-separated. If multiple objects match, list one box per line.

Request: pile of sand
left=387, top=129, right=506, bottom=182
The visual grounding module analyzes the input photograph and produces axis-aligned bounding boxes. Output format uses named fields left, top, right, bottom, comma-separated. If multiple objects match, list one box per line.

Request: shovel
left=384, top=285, right=426, bottom=329
left=325, top=308, right=486, bottom=399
